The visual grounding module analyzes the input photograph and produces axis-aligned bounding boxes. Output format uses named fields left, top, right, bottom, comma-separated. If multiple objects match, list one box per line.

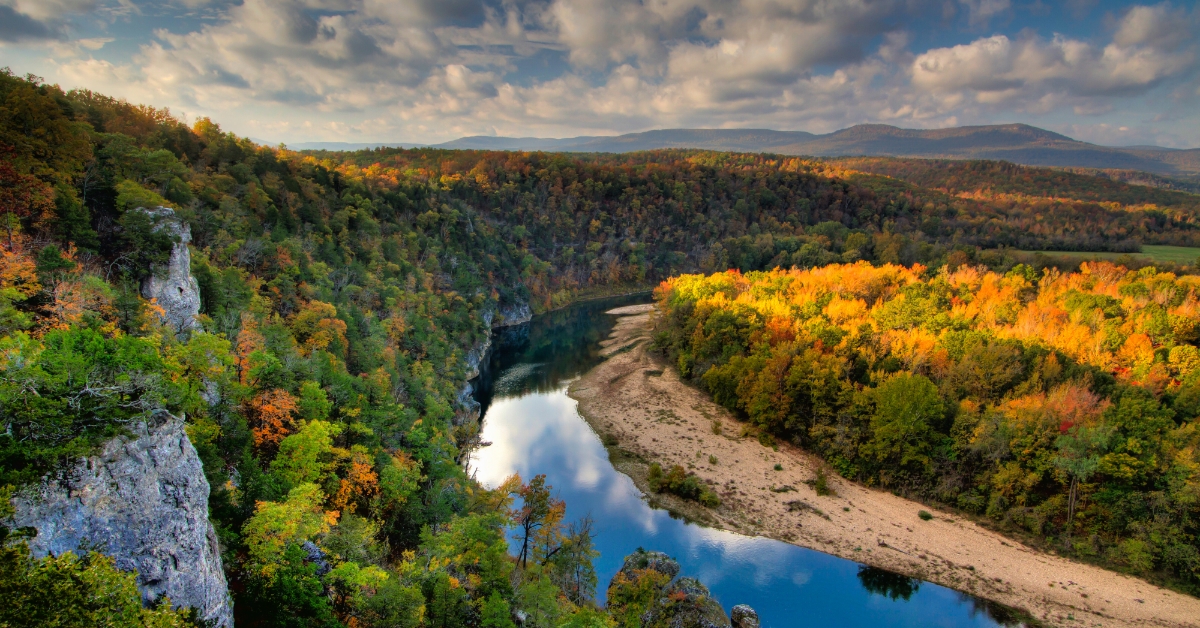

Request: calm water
left=468, top=295, right=1022, bottom=628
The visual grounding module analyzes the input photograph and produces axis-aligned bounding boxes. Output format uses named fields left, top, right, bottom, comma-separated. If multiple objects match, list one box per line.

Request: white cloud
left=15, top=0, right=1198, bottom=147
left=3, top=0, right=96, bottom=23
left=911, top=17, right=1196, bottom=108
left=958, top=0, right=1010, bottom=27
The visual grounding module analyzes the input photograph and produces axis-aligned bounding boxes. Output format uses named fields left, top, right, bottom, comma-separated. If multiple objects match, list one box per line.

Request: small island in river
left=569, top=304, right=1200, bottom=628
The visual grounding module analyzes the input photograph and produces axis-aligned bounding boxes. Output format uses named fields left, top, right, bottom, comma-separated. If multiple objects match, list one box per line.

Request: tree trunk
left=1066, top=475, right=1078, bottom=542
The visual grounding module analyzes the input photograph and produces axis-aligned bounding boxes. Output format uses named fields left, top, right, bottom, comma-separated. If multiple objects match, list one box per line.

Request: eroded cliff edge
left=10, top=415, right=232, bottom=627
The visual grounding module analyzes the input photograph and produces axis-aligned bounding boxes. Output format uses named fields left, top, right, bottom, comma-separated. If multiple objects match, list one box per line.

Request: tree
left=247, top=388, right=300, bottom=451
left=270, top=420, right=341, bottom=489
left=361, top=576, right=425, bottom=628
left=512, top=474, right=564, bottom=570
left=1054, top=425, right=1109, bottom=535
left=242, top=483, right=336, bottom=578
left=546, top=516, right=599, bottom=605
left=0, top=542, right=196, bottom=628
left=864, top=373, right=945, bottom=476
left=0, top=145, right=53, bottom=250
left=480, top=592, right=516, bottom=628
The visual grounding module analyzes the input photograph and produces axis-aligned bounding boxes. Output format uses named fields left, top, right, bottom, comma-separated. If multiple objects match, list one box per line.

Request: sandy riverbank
left=567, top=304, right=1200, bottom=628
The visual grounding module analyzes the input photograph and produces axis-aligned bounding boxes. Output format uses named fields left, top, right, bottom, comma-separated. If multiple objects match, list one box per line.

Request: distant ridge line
left=284, top=124, right=1199, bottom=177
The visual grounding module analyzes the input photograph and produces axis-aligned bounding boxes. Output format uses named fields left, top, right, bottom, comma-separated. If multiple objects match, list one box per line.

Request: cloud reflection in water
left=469, top=382, right=1009, bottom=627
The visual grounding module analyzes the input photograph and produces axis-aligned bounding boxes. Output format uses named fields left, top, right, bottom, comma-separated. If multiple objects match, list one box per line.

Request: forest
left=2, top=64, right=1200, bottom=626
left=655, top=262, right=1200, bottom=593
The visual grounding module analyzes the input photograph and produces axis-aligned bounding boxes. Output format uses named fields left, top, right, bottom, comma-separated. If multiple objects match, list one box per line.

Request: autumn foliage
left=658, top=262, right=1200, bottom=588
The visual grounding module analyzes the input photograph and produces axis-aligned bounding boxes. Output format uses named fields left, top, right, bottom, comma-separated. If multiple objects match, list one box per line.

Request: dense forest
left=655, top=262, right=1200, bottom=593
left=834, top=157, right=1200, bottom=211
left=2, top=65, right=1200, bottom=626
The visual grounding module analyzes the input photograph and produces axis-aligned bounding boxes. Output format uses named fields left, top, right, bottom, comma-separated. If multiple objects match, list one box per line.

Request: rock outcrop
left=616, top=548, right=682, bottom=581
left=730, top=605, right=761, bottom=628
left=139, top=206, right=201, bottom=335
left=9, top=415, right=232, bottom=627
left=454, top=299, right=533, bottom=427
left=495, top=301, right=532, bottom=328
left=641, top=577, right=731, bottom=628
left=607, top=549, right=759, bottom=628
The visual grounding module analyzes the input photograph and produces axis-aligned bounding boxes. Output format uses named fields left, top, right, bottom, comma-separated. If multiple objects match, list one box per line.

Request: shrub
left=648, top=462, right=720, bottom=508
left=773, top=463, right=783, bottom=471
left=918, top=510, right=933, bottom=521
left=813, top=467, right=836, bottom=497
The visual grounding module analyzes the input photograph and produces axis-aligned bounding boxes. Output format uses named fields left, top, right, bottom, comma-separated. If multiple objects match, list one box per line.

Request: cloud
left=0, top=5, right=54, bottom=41
left=0, top=0, right=97, bottom=41
left=911, top=5, right=1197, bottom=110
left=958, top=0, right=1010, bottom=27
left=1113, top=2, right=1194, bottom=49
left=18, top=0, right=1199, bottom=148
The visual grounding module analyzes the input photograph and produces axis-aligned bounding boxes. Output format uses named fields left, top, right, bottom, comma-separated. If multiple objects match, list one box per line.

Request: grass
left=1015, top=245, right=1200, bottom=264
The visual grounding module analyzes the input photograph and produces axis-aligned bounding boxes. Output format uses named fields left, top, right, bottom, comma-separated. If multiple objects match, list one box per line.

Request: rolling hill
left=291, top=124, right=1198, bottom=178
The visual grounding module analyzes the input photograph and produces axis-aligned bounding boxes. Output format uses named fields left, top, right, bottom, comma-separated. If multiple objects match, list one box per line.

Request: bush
left=918, top=510, right=933, bottom=521
left=648, top=462, right=721, bottom=508
left=813, top=467, right=836, bottom=497
left=0, top=541, right=198, bottom=627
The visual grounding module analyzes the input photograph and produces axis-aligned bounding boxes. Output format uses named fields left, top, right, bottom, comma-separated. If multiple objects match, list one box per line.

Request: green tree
left=1054, top=425, right=1109, bottom=534
left=864, top=373, right=945, bottom=476
left=242, top=483, right=333, bottom=578
left=361, top=576, right=425, bottom=628
left=0, top=543, right=196, bottom=628
left=270, top=420, right=341, bottom=489
left=480, top=592, right=516, bottom=628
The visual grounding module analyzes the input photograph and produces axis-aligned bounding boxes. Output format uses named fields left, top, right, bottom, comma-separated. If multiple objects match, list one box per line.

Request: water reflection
left=469, top=296, right=1025, bottom=628
left=857, top=566, right=921, bottom=601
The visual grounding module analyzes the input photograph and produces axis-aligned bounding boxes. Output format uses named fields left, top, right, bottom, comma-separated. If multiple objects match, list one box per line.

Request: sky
left=0, top=0, right=1197, bottom=147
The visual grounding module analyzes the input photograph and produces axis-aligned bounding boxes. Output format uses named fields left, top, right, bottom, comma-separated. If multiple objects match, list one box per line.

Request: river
left=468, top=294, right=1024, bottom=627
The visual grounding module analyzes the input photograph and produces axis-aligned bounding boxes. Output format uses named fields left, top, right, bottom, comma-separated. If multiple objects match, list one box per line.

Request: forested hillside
left=655, top=263, right=1200, bottom=593
left=835, top=157, right=1200, bottom=212
left=317, top=148, right=1200, bottom=273
left=3, top=65, right=1200, bottom=625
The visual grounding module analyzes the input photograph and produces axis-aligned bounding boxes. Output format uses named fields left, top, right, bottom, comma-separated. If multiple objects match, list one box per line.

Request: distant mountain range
left=283, top=123, right=1200, bottom=177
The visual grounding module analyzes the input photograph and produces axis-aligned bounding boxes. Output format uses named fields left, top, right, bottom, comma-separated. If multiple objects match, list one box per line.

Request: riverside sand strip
left=569, top=304, right=1200, bottom=628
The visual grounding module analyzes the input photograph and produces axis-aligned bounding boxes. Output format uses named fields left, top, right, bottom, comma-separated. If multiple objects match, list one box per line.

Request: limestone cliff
left=139, top=206, right=201, bottom=335
left=454, top=299, right=533, bottom=427
left=10, top=415, right=232, bottom=627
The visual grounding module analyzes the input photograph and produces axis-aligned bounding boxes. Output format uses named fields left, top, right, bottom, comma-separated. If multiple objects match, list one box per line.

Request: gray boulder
left=730, top=604, right=761, bottom=628
left=9, top=415, right=232, bottom=627
left=139, top=206, right=201, bottom=335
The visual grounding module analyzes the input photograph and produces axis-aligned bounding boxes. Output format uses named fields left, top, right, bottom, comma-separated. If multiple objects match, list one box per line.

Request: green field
left=1017, top=245, right=1200, bottom=264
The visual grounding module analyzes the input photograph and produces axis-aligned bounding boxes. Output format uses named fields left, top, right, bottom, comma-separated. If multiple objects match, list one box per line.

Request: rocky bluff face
left=139, top=206, right=201, bottom=335
left=9, top=416, right=232, bottom=627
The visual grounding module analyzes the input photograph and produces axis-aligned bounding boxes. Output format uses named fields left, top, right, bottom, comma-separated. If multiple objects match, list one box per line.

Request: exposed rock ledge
left=139, top=206, right=201, bottom=336
left=9, top=415, right=232, bottom=627
left=454, top=301, right=534, bottom=426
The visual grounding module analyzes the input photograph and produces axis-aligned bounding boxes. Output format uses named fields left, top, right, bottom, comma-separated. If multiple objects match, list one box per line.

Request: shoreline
left=567, top=305, right=1200, bottom=628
